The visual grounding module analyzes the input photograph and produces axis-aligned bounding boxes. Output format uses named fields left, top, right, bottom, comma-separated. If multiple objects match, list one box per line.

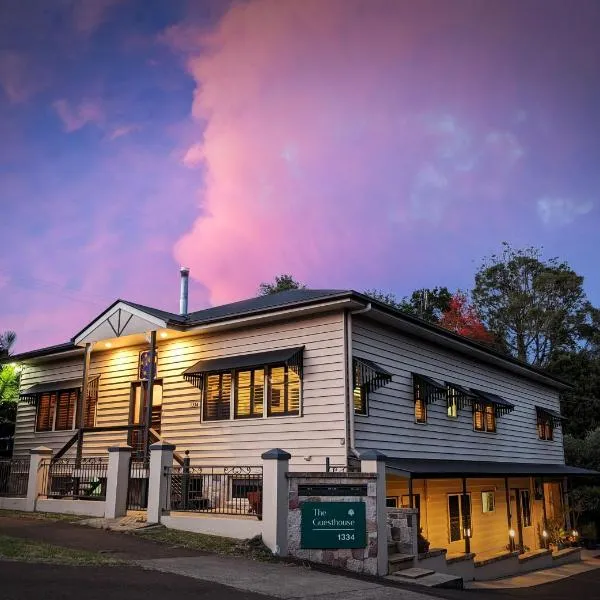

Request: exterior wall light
left=509, top=529, right=516, bottom=538
left=542, top=530, right=548, bottom=538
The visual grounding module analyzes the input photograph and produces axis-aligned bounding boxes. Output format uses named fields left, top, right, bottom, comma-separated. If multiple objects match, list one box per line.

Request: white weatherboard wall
left=14, top=311, right=348, bottom=469
left=353, top=318, right=564, bottom=464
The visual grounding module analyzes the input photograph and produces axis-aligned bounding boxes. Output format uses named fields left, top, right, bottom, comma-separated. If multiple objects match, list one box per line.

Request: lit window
left=474, top=402, right=496, bottom=432
left=537, top=415, right=553, bottom=440
left=267, top=365, right=300, bottom=416
left=414, top=382, right=427, bottom=424
left=35, top=390, right=78, bottom=432
left=235, top=368, right=264, bottom=419
left=203, top=373, right=232, bottom=421
left=447, top=386, right=458, bottom=418
left=354, top=385, right=367, bottom=415
left=482, top=491, right=495, bottom=513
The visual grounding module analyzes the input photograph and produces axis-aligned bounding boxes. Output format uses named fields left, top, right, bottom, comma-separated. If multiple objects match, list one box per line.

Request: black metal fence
left=165, top=465, right=263, bottom=519
left=127, top=458, right=149, bottom=510
left=0, top=458, right=30, bottom=498
left=40, top=457, right=108, bottom=501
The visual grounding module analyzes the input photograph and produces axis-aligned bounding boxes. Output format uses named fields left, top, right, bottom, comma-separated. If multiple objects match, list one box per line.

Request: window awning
left=446, top=382, right=477, bottom=409
left=536, top=406, right=565, bottom=426
left=183, top=346, right=304, bottom=388
left=470, top=388, right=515, bottom=416
left=385, top=457, right=599, bottom=478
left=19, top=378, right=82, bottom=405
left=412, top=373, right=446, bottom=404
left=354, top=357, right=392, bottom=393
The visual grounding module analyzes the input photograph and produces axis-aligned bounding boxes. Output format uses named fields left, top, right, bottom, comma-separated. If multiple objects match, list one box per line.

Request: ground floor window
left=386, top=496, right=398, bottom=508
left=481, top=490, right=495, bottom=513
left=448, top=493, right=471, bottom=542
left=520, top=489, right=532, bottom=527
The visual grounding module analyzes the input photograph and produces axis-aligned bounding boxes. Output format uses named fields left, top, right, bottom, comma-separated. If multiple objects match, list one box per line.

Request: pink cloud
left=0, top=51, right=47, bottom=103
left=107, top=124, right=141, bottom=140
left=169, top=0, right=528, bottom=305
left=53, top=98, right=105, bottom=132
left=71, top=0, right=124, bottom=37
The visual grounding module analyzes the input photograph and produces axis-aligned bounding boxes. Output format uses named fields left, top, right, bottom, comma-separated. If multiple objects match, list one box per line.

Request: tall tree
left=258, top=274, right=306, bottom=296
left=0, top=331, right=16, bottom=358
left=364, top=287, right=452, bottom=323
left=0, top=331, right=19, bottom=438
left=439, top=292, right=495, bottom=344
left=472, top=243, right=587, bottom=367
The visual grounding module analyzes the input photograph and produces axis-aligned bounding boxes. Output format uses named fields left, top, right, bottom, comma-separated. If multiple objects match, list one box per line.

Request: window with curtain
left=203, top=373, right=232, bottom=421
left=268, top=365, right=300, bottom=416
left=234, top=368, right=264, bottom=418
left=414, top=382, right=427, bottom=423
left=473, top=402, right=496, bottom=432
left=537, top=415, right=553, bottom=440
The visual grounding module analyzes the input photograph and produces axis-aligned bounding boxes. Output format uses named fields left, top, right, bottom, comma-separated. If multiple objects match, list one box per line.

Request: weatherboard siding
left=14, top=312, right=348, bottom=469
left=352, top=317, right=565, bottom=464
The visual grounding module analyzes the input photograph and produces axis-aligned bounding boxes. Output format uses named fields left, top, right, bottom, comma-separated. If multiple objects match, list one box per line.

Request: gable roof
left=5, top=288, right=571, bottom=391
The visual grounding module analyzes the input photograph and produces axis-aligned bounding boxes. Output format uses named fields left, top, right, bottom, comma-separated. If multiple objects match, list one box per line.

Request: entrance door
left=510, top=489, right=531, bottom=552
left=129, top=381, right=163, bottom=455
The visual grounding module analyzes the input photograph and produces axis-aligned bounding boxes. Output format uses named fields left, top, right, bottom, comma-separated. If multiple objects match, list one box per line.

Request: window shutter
left=203, top=373, right=231, bottom=421
left=36, top=393, right=55, bottom=431
left=484, top=404, right=496, bottom=432
left=415, top=397, right=426, bottom=423
left=473, top=403, right=484, bottom=431
left=55, top=390, right=76, bottom=431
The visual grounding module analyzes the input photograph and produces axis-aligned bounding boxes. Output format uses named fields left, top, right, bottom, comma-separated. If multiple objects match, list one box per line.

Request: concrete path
left=466, top=550, right=600, bottom=590
left=138, top=555, right=437, bottom=600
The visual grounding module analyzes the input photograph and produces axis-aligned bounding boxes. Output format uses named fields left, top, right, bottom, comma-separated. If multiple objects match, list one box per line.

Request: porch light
left=572, top=530, right=578, bottom=537
left=105, top=342, right=112, bottom=348
left=160, top=332, right=168, bottom=339
left=542, top=530, right=548, bottom=538
left=509, top=529, right=516, bottom=538
left=463, top=528, right=471, bottom=538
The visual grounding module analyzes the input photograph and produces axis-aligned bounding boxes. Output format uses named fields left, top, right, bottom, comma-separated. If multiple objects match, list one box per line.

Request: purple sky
left=1, top=0, right=600, bottom=353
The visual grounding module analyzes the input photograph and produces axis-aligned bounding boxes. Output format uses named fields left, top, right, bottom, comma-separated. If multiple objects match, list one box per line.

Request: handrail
left=149, top=427, right=185, bottom=466
left=82, top=424, right=143, bottom=433
left=52, top=432, right=79, bottom=463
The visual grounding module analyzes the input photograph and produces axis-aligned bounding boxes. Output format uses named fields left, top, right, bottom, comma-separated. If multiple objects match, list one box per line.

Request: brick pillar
left=361, top=450, right=389, bottom=576
left=147, top=440, right=175, bottom=524
left=261, top=448, right=290, bottom=556
left=26, top=446, right=53, bottom=512
left=105, top=444, right=132, bottom=519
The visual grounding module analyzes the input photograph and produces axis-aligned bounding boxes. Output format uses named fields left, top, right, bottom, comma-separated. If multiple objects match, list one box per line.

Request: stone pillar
left=361, top=450, right=389, bottom=576
left=147, top=440, right=175, bottom=524
left=26, top=446, right=53, bottom=512
left=261, top=448, right=290, bottom=556
left=105, top=444, right=132, bottom=519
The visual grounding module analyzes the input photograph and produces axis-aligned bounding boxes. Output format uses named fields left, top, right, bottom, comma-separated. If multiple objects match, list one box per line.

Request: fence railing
left=0, top=458, right=30, bottom=498
left=165, top=465, right=263, bottom=519
left=40, top=457, right=109, bottom=501
left=127, top=457, right=150, bottom=510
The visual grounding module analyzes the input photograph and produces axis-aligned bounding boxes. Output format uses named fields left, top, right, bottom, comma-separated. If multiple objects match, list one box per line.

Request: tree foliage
left=258, top=274, right=306, bottom=296
left=0, top=331, right=19, bottom=429
left=364, top=287, right=452, bottom=323
left=472, top=243, right=587, bottom=367
left=0, top=331, right=16, bottom=358
left=439, top=292, right=495, bottom=345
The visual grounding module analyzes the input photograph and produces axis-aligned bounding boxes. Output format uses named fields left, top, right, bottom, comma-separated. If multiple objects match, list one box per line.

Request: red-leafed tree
left=440, top=292, right=494, bottom=344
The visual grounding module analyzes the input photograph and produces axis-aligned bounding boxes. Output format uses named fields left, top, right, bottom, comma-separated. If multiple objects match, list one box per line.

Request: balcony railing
left=165, top=465, right=263, bottom=519
left=0, top=458, right=30, bottom=498
left=40, top=457, right=109, bottom=501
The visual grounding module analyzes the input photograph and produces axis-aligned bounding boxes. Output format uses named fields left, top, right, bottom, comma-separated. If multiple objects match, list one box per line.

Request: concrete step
left=388, top=553, right=415, bottom=574
left=386, top=571, right=464, bottom=590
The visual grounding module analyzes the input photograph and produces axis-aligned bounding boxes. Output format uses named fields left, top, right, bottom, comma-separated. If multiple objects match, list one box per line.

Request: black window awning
left=412, top=373, right=446, bottom=404
left=536, top=406, right=565, bottom=426
left=353, top=357, right=392, bottom=393
left=20, top=378, right=82, bottom=405
left=183, top=346, right=304, bottom=388
left=471, top=388, right=515, bottom=416
left=385, top=457, right=599, bottom=478
left=446, top=382, right=477, bottom=409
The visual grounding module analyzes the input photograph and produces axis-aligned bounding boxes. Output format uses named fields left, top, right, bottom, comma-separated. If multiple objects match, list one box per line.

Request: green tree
left=472, top=243, right=587, bottom=367
left=0, top=331, right=16, bottom=358
left=258, top=274, right=306, bottom=296
left=0, top=331, right=19, bottom=434
left=364, top=287, right=452, bottom=323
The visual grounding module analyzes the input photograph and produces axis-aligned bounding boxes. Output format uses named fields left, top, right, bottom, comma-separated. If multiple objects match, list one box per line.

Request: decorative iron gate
left=127, top=457, right=149, bottom=510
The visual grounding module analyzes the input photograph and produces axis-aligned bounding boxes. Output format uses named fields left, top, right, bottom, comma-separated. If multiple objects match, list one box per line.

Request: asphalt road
left=0, top=561, right=276, bottom=600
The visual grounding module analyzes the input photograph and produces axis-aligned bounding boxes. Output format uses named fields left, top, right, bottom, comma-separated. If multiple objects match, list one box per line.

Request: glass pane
left=252, top=369, right=264, bottom=417
left=236, top=370, right=252, bottom=417
left=447, top=398, right=457, bottom=418
left=415, top=398, right=426, bottom=423
left=448, top=495, right=461, bottom=542
left=269, top=366, right=286, bottom=415
left=482, top=491, right=495, bottom=513
left=485, top=404, right=496, bottom=432
left=204, top=373, right=231, bottom=420
left=474, top=407, right=484, bottom=430
left=354, top=387, right=365, bottom=413
left=287, top=369, right=300, bottom=414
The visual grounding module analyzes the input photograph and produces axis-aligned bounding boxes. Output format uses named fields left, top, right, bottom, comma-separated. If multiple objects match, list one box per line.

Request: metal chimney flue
left=179, top=267, right=190, bottom=315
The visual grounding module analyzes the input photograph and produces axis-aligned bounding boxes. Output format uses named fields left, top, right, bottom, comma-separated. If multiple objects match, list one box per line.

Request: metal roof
left=385, top=457, right=598, bottom=478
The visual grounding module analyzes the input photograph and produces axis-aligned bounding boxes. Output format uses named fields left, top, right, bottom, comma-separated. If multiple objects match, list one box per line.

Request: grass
left=0, top=509, right=88, bottom=523
left=0, top=535, right=125, bottom=566
left=133, top=526, right=274, bottom=561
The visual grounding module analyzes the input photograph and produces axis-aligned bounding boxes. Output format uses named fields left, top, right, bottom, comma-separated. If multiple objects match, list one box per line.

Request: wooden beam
left=505, top=476, right=514, bottom=551
left=76, top=343, right=92, bottom=463
left=462, top=477, right=471, bottom=554
left=144, top=330, right=157, bottom=457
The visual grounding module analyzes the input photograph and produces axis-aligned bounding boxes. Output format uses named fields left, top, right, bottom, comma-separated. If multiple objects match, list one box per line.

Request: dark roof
left=183, top=289, right=347, bottom=326
left=384, top=457, right=599, bottom=478
left=4, top=342, right=79, bottom=364
left=120, top=300, right=186, bottom=324
left=20, top=378, right=82, bottom=403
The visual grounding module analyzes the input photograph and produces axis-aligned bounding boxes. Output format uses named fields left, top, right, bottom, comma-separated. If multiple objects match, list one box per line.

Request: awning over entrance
left=385, top=457, right=599, bottom=478
left=183, top=346, right=304, bottom=388
left=19, top=378, right=82, bottom=404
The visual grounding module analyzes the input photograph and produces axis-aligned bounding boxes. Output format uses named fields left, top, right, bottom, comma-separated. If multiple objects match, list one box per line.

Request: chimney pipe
left=179, top=267, right=190, bottom=315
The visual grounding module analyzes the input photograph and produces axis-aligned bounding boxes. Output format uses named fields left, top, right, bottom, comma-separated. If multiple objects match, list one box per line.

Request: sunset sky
left=1, top=0, right=600, bottom=352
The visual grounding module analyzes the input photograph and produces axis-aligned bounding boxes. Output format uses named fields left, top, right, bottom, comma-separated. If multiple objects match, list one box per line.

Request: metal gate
left=127, top=457, right=149, bottom=510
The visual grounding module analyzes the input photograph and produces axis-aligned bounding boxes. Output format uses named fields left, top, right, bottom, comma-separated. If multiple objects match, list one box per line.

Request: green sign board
left=301, top=502, right=367, bottom=549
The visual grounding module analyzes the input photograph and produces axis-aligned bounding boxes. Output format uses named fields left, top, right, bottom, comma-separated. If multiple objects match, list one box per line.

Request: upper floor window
left=447, top=386, right=459, bottom=418
left=414, top=383, right=427, bottom=424
left=353, top=357, right=392, bottom=416
left=203, top=372, right=232, bottom=421
left=235, top=368, right=265, bottom=419
left=537, top=414, right=553, bottom=440
left=473, top=402, right=496, bottom=433
left=267, top=365, right=300, bottom=416
left=35, top=389, right=78, bottom=432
